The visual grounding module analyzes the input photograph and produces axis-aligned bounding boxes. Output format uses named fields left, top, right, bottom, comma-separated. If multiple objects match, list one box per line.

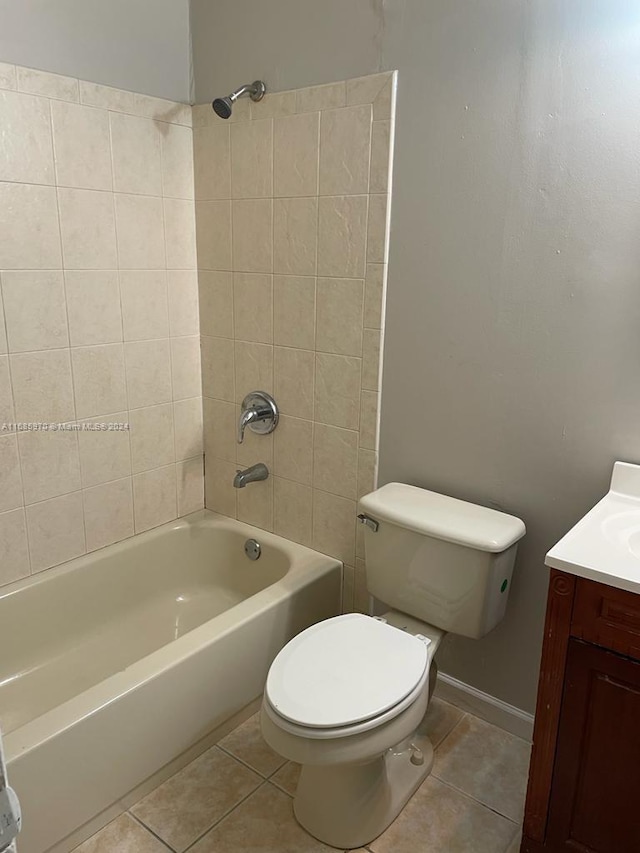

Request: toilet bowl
left=261, top=612, right=443, bottom=849
left=261, top=482, right=526, bottom=849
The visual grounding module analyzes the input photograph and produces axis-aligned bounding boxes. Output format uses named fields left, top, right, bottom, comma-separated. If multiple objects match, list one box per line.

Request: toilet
left=260, top=482, right=526, bottom=849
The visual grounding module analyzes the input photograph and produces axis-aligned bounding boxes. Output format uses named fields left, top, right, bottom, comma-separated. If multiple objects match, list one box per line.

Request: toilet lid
left=265, top=614, right=429, bottom=729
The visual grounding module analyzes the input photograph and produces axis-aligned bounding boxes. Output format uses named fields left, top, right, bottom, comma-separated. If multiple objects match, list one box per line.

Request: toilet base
left=292, top=732, right=435, bottom=849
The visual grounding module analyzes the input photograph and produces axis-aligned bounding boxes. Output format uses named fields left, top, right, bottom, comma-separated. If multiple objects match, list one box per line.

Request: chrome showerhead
left=211, top=80, right=266, bottom=119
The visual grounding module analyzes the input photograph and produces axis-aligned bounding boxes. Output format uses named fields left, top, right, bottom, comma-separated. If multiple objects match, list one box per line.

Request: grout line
left=432, top=775, right=522, bottom=826
left=181, top=779, right=269, bottom=853
left=127, top=810, right=178, bottom=852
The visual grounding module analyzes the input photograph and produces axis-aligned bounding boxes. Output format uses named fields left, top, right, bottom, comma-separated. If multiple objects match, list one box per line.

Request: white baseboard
left=434, top=672, right=534, bottom=742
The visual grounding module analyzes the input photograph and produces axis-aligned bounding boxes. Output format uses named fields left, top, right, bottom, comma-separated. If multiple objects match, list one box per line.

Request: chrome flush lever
left=357, top=514, right=379, bottom=532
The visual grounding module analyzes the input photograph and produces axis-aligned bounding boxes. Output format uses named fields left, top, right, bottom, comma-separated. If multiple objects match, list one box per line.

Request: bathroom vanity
left=522, top=463, right=640, bottom=853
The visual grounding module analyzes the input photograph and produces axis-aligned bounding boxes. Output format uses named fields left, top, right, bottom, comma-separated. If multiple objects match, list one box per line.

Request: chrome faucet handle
left=237, top=391, right=279, bottom=444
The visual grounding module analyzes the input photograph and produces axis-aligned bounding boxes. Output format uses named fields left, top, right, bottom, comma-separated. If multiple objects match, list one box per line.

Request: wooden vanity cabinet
left=521, top=571, right=640, bottom=853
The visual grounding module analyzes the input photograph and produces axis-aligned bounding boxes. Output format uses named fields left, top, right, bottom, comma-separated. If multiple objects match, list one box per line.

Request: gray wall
left=192, top=0, right=640, bottom=714
left=0, top=0, right=192, bottom=101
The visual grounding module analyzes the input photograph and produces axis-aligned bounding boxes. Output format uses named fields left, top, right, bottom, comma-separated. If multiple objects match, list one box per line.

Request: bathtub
left=0, top=510, right=342, bottom=853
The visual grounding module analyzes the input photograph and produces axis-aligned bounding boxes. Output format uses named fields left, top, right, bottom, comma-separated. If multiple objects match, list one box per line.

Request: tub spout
left=233, top=462, right=269, bottom=488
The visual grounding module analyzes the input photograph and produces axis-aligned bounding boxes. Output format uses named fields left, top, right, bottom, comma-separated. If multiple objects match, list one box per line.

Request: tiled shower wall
left=193, top=72, right=395, bottom=612
left=0, top=63, right=203, bottom=588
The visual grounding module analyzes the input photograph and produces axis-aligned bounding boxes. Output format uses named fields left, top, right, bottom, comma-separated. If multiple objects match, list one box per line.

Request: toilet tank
left=358, top=483, right=526, bottom=639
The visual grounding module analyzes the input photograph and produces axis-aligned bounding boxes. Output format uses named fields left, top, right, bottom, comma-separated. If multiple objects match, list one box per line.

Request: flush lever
left=357, top=513, right=379, bottom=533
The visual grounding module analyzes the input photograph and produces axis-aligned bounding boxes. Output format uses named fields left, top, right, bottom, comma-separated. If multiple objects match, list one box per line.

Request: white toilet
left=261, top=482, right=526, bottom=849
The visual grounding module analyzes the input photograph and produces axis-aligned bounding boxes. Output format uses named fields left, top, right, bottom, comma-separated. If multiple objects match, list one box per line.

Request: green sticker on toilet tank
left=501, top=579, right=508, bottom=593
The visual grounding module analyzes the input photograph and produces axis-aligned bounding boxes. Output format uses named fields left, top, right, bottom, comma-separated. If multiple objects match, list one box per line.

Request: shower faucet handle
left=237, top=391, right=279, bottom=444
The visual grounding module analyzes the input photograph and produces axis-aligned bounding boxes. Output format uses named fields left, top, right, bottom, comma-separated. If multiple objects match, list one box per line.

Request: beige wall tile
left=194, top=124, right=231, bottom=200
left=171, top=336, right=202, bottom=400
left=204, top=457, right=237, bottom=517
left=129, top=403, right=175, bottom=473
left=110, top=112, right=162, bottom=195
left=231, top=118, right=273, bottom=198
left=51, top=101, right=112, bottom=191
left=316, top=277, right=364, bottom=356
left=0, top=90, right=54, bottom=184
left=297, top=82, right=346, bottom=113
left=133, top=464, right=177, bottom=533
left=312, top=489, right=356, bottom=564
left=79, top=81, right=135, bottom=113
left=17, top=66, right=79, bottom=102
left=125, top=339, right=172, bottom=408
left=236, top=419, right=273, bottom=468
left=366, top=193, right=389, bottom=264
left=342, top=563, right=355, bottom=613
left=65, top=271, right=123, bottom=346
left=58, top=187, right=117, bottom=269
left=273, top=415, right=313, bottom=486
left=237, top=476, right=273, bottom=531
left=313, top=423, right=358, bottom=499
left=168, top=270, right=199, bottom=337
left=115, top=194, right=165, bottom=269
left=164, top=197, right=197, bottom=269
left=161, top=123, right=194, bottom=199
left=198, top=271, right=233, bottom=337
left=201, top=336, right=235, bottom=401
left=373, top=77, right=394, bottom=121
left=364, top=263, right=385, bottom=329
left=227, top=96, right=251, bottom=123
left=315, top=352, right=361, bottom=430
left=273, top=112, right=319, bottom=197
left=354, top=556, right=369, bottom=613
left=318, top=195, right=367, bottom=278
left=362, top=328, right=382, bottom=391
left=133, top=94, right=191, bottom=127
left=370, top=120, right=391, bottom=194
left=250, top=91, right=296, bottom=120
left=195, top=200, right=232, bottom=270
left=273, top=275, right=316, bottom=350
left=320, top=105, right=372, bottom=196
left=233, top=273, right=273, bottom=343
left=26, top=491, right=85, bottom=572
left=174, top=397, right=203, bottom=461
left=273, top=197, right=317, bottom=276
left=11, top=349, right=75, bottom=421
left=235, top=341, right=273, bottom=402
left=357, top=448, right=378, bottom=498
left=0, top=63, right=17, bottom=91
left=0, top=508, right=30, bottom=586
left=2, top=270, right=69, bottom=352
left=359, top=389, right=379, bottom=449
left=203, top=397, right=236, bottom=462
left=71, top=344, right=127, bottom=419
left=177, top=456, right=205, bottom=515
left=83, top=477, right=134, bottom=551
left=0, top=356, right=14, bottom=424
left=346, top=72, right=393, bottom=107
left=77, top=412, right=131, bottom=488
left=24, top=440, right=63, bottom=516
left=0, top=297, right=6, bottom=354
left=274, top=346, right=314, bottom=419
left=232, top=199, right=272, bottom=273
left=0, top=183, right=61, bottom=269
left=0, top=436, right=23, bottom=512
left=120, top=270, right=169, bottom=341
left=273, top=477, right=312, bottom=546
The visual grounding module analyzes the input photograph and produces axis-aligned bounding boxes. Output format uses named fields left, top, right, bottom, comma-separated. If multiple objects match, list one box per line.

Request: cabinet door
left=546, top=639, right=640, bottom=852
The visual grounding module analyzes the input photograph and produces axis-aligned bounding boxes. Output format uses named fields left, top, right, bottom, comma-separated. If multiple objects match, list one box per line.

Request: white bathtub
left=0, top=510, right=342, bottom=853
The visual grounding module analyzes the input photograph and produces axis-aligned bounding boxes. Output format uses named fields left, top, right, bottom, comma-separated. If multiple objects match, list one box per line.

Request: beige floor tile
left=424, top=698, right=465, bottom=749
left=190, top=782, right=334, bottom=852
left=219, top=712, right=287, bottom=777
left=131, top=746, right=262, bottom=852
left=433, top=715, right=531, bottom=823
left=73, top=813, right=169, bottom=852
left=270, top=760, right=301, bottom=796
left=369, top=776, right=516, bottom=853
left=506, top=827, right=523, bottom=852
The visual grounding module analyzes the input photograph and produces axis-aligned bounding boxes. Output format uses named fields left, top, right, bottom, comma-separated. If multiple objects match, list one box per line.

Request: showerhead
left=211, top=80, right=266, bottom=119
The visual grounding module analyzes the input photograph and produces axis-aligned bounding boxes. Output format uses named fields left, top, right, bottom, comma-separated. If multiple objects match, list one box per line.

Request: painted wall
left=0, top=0, right=191, bottom=102
left=192, top=0, right=640, bottom=713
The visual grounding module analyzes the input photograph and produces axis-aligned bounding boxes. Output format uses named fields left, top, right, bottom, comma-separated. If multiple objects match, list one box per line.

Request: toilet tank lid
left=358, top=483, right=526, bottom=553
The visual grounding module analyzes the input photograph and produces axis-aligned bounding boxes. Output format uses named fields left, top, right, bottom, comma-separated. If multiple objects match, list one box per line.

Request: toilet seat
left=265, top=614, right=430, bottom=736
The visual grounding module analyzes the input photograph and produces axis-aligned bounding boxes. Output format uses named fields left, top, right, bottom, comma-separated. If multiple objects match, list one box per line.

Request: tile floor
left=74, top=700, right=529, bottom=853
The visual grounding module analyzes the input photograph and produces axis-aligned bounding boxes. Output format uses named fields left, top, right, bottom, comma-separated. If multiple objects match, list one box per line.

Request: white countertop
left=546, top=462, right=640, bottom=595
